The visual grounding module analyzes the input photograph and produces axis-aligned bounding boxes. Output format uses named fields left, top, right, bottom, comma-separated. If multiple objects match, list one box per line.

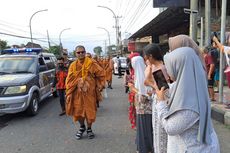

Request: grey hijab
left=164, top=47, right=212, bottom=144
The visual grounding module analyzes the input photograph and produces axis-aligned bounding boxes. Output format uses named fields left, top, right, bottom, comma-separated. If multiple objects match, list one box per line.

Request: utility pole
left=205, top=0, right=211, bottom=46
left=184, top=7, right=198, bottom=41
left=47, top=30, right=51, bottom=48
left=190, top=0, right=198, bottom=41
left=219, top=0, right=227, bottom=103
left=200, top=17, right=204, bottom=48
left=98, top=6, right=121, bottom=54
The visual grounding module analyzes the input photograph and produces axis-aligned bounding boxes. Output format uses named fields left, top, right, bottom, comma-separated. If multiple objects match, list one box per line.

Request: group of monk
left=65, top=45, right=114, bottom=140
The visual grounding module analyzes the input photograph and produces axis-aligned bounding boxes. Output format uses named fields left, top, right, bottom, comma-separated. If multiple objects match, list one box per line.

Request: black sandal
left=87, top=128, right=95, bottom=139
left=75, top=126, right=86, bottom=140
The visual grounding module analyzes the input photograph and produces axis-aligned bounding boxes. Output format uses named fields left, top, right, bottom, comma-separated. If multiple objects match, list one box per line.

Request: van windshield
left=0, top=56, right=36, bottom=74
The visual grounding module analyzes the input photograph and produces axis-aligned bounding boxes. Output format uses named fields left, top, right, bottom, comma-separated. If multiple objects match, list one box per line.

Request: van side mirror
left=39, top=65, right=47, bottom=72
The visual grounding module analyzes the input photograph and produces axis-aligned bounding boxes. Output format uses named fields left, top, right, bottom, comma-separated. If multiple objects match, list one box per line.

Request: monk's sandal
left=87, top=128, right=95, bottom=139
left=75, top=126, right=86, bottom=140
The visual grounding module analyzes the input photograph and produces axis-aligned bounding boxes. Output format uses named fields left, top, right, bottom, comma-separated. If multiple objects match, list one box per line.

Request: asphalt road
left=0, top=77, right=136, bottom=153
left=0, top=76, right=230, bottom=153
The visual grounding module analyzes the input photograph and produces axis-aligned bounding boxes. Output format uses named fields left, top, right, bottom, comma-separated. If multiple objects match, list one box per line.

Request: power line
left=120, top=0, right=132, bottom=19
left=117, top=0, right=125, bottom=16
left=0, top=23, right=29, bottom=34
left=121, top=0, right=145, bottom=26
left=0, top=20, right=50, bottom=39
left=124, top=0, right=151, bottom=32
left=122, top=0, right=146, bottom=30
left=126, top=0, right=152, bottom=32
left=0, top=31, right=49, bottom=43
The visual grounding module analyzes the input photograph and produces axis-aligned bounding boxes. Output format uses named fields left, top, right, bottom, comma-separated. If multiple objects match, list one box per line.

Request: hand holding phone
left=152, top=69, right=169, bottom=90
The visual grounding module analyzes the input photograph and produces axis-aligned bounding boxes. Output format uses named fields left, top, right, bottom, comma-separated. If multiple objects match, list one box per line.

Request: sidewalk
left=211, top=86, right=230, bottom=125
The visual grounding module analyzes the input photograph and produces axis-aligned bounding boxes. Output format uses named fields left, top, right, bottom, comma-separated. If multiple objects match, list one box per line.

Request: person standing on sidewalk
left=131, top=55, right=154, bottom=153
left=65, top=45, right=105, bottom=140
left=143, top=43, right=169, bottom=153
left=203, top=46, right=216, bottom=101
left=155, top=47, right=220, bottom=153
left=52, top=57, right=68, bottom=116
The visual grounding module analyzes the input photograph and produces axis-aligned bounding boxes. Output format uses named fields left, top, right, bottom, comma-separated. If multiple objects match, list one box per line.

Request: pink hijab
left=168, top=34, right=205, bottom=69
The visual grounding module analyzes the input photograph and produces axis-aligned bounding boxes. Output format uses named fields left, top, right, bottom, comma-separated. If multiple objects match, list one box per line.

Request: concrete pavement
left=211, top=86, right=230, bottom=125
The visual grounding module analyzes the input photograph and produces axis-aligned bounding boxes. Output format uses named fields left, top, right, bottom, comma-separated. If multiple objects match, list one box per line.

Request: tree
left=107, top=45, right=116, bottom=55
left=0, top=39, right=8, bottom=50
left=93, top=46, right=102, bottom=56
left=48, top=45, right=61, bottom=56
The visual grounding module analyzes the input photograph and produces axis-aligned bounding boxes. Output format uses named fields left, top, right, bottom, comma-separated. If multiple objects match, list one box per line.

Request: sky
left=0, top=0, right=159, bottom=55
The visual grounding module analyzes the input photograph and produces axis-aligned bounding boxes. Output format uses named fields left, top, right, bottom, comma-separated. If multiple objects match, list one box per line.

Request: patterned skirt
left=128, top=92, right=136, bottom=129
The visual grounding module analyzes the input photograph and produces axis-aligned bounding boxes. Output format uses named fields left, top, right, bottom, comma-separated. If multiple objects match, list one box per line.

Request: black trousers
left=118, top=67, right=122, bottom=77
left=58, top=89, right=66, bottom=111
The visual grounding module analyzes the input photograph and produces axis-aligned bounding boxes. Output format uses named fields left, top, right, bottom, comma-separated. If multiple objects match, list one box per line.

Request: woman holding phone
left=143, top=43, right=169, bottom=153
left=155, top=47, right=219, bottom=153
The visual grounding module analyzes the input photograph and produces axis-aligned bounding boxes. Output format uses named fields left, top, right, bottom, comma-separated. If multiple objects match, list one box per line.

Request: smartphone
left=152, top=69, right=169, bottom=90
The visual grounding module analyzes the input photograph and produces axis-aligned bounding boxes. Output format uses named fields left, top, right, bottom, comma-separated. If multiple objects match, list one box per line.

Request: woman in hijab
left=131, top=56, right=153, bottom=153
left=155, top=47, right=220, bottom=153
left=168, top=34, right=205, bottom=69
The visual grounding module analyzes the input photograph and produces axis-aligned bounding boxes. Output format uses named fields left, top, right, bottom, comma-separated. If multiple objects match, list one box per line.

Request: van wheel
left=26, top=93, right=39, bottom=116
left=53, top=90, right=58, bottom=97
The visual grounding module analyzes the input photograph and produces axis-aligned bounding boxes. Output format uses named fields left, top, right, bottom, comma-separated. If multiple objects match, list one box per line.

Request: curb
left=211, top=103, right=230, bottom=125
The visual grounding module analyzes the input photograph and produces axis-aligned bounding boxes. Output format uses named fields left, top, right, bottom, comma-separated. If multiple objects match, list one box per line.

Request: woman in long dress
left=131, top=56, right=153, bottom=153
left=143, top=43, right=169, bottom=153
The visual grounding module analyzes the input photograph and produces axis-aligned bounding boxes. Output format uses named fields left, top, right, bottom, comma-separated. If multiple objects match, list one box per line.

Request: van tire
left=26, top=93, right=39, bottom=116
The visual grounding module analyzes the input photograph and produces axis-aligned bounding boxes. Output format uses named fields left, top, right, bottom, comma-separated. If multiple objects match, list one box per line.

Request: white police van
left=0, top=48, right=57, bottom=115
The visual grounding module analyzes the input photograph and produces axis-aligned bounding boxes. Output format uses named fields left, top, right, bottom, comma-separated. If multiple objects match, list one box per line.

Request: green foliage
left=48, top=45, right=61, bottom=56
left=0, top=39, right=8, bottom=50
left=93, top=46, right=102, bottom=56
left=69, top=51, right=76, bottom=57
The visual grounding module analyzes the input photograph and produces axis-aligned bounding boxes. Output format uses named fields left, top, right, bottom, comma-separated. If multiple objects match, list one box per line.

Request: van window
left=0, top=57, right=36, bottom=74
left=44, top=56, right=55, bottom=70
left=39, top=57, right=45, bottom=65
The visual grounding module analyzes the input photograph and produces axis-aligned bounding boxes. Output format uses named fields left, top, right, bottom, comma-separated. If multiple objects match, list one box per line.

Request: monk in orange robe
left=65, top=45, right=105, bottom=140
left=92, top=55, right=105, bottom=107
left=105, top=57, right=114, bottom=89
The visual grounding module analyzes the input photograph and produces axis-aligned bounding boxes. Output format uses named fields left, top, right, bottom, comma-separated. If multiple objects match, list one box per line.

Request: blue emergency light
left=1, top=48, right=42, bottom=54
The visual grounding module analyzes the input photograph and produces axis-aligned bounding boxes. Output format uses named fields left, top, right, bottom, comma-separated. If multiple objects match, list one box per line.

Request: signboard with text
left=153, top=0, right=189, bottom=8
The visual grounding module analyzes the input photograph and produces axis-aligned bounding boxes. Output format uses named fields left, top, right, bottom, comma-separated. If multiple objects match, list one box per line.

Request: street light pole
left=29, top=9, right=48, bottom=44
left=97, top=27, right=111, bottom=56
left=59, top=28, right=71, bottom=55
left=97, top=5, right=119, bottom=52
left=97, top=27, right=111, bottom=46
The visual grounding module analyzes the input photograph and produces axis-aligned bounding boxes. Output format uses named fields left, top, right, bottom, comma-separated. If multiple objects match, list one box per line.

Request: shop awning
left=129, top=7, right=190, bottom=39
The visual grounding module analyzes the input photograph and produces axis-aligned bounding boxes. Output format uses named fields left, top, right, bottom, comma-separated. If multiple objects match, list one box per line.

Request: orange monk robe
left=93, top=58, right=105, bottom=103
left=104, top=60, right=112, bottom=81
left=108, top=58, right=114, bottom=82
left=65, top=57, right=105, bottom=123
